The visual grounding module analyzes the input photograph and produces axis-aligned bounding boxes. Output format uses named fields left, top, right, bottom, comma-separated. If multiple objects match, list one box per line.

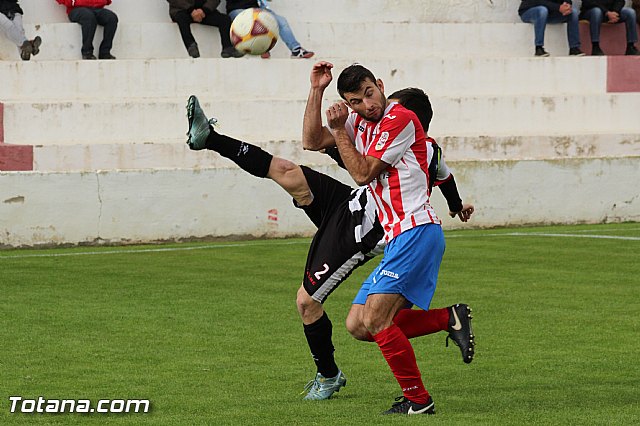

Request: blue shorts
left=352, top=224, right=445, bottom=311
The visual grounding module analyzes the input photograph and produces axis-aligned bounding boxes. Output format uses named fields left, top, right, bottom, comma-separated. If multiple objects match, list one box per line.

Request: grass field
left=1, top=223, right=639, bottom=425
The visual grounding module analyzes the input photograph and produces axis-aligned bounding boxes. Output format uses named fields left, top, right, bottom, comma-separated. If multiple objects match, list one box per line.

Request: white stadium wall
left=2, top=158, right=639, bottom=248
left=1, top=0, right=639, bottom=247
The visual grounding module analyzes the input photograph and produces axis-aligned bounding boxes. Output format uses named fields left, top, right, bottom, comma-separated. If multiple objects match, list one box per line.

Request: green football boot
left=185, top=95, right=217, bottom=150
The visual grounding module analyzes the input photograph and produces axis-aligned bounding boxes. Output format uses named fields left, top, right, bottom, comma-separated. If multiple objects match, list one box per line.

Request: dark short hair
left=337, top=64, right=377, bottom=99
left=388, top=88, right=433, bottom=132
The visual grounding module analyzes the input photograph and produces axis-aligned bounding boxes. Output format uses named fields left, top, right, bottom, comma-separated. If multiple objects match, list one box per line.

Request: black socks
left=205, top=128, right=272, bottom=178
left=303, top=312, right=339, bottom=378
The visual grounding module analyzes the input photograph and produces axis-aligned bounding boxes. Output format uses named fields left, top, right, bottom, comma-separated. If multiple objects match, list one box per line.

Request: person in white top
left=302, top=61, right=475, bottom=415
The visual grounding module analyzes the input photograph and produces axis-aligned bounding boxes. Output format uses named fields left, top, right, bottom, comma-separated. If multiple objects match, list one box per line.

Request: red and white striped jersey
left=344, top=102, right=441, bottom=242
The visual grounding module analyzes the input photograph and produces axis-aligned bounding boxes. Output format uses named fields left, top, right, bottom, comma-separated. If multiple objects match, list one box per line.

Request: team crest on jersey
left=375, top=132, right=389, bottom=151
left=357, top=124, right=365, bottom=132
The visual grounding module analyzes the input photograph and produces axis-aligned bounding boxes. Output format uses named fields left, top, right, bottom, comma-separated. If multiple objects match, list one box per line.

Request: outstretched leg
left=185, top=95, right=346, bottom=399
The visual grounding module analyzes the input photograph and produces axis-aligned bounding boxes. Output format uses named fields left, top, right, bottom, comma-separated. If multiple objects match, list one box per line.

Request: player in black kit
left=184, top=88, right=475, bottom=401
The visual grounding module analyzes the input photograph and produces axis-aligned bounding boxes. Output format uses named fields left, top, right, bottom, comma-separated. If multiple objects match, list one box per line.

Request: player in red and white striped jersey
left=303, top=61, right=475, bottom=415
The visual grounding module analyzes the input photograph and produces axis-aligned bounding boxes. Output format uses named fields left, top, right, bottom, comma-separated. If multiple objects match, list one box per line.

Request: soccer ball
left=230, top=8, right=279, bottom=55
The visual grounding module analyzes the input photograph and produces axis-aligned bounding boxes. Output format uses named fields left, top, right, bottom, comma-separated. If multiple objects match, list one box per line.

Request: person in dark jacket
left=580, top=0, right=640, bottom=55
left=518, top=0, right=585, bottom=56
left=167, top=0, right=243, bottom=58
left=0, top=0, right=41, bottom=60
left=55, top=0, right=118, bottom=60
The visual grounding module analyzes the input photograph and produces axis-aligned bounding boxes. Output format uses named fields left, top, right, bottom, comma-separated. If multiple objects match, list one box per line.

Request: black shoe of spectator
left=569, top=47, right=585, bottom=56
left=221, top=47, right=244, bottom=58
left=591, top=46, right=605, bottom=56
left=625, top=45, right=640, bottom=56
left=99, top=53, right=116, bottom=60
left=82, top=53, right=97, bottom=60
left=20, top=40, right=32, bottom=61
left=187, top=43, right=200, bottom=58
left=31, top=36, right=42, bottom=56
left=535, top=46, right=549, bottom=57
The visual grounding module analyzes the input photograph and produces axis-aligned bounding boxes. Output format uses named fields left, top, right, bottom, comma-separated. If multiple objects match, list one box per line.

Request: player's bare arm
left=327, top=102, right=388, bottom=186
left=303, top=62, right=337, bottom=151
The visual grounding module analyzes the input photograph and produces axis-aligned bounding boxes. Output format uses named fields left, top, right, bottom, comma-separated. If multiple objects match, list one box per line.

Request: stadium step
left=4, top=21, right=638, bottom=61
left=19, top=0, right=521, bottom=25
left=0, top=56, right=609, bottom=101
left=3, top=93, right=639, bottom=146
left=28, top=133, right=640, bottom=172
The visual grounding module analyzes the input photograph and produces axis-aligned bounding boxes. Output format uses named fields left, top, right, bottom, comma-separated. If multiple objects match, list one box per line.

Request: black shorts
left=296, top=166, right=376, bottom=303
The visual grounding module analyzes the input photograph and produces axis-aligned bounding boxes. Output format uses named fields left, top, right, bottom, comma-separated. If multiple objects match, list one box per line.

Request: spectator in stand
left=0, top=0, right=41, bottom=60
left=226, top=0, right=314, bottom=59
left=580, top=0, right=640, bottom=55
left=167, top=0, right=243, bottom=58
left=518, top=1, right=585, bottom=57
left=55, top=0, right=118, bottom=60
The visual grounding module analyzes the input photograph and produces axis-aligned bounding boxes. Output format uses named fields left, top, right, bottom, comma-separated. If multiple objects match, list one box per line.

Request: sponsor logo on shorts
left=305, top=270, right=317, bottom=286
left=379, top=269, right=399, bottom=279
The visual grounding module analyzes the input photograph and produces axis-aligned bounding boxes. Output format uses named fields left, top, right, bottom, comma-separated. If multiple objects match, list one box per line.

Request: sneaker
left=382, top=396, right=435, bottom=415
left=569, top=47, right=585, bottom=56
left=187, top=43, right=200, bottom=58
left=19, top=40, right=32, bottom=61
left=185, top=95, right=217, bottom=150
left=99, top=53, right=116, bottom=60
left=446, top=303, right=475, bottom=364
left=591, top=45, right=605, bottom=56
left=535, top=46, right=550, bottom=57
left=221, top=47, right=244, bottom=58
left=82, top=53, right=97, bottom=60
left=625, top=45, right=640, bottom=56
left=291, top=48, right=314, bottom=59
left=301, top=370, right=346, bottom=400
left=31, top=36, right=42, bottom=56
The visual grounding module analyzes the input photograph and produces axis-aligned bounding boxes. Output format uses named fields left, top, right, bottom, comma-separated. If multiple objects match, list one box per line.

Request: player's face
left=343, top=79, right=388, bottom=122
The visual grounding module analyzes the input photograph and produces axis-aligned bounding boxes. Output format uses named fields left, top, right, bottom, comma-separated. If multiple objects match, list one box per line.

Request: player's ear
left=376, top=79, right=385, bottom=94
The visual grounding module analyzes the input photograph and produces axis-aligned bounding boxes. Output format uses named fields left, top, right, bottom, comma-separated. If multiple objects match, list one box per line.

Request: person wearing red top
left=303, top=61, right=475, bottom=415
left=55, top=0, right=118, bottom=59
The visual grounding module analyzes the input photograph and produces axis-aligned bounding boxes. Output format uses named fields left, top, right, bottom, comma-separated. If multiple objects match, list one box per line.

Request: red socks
left=373, top=324, right=429, bottom=404
left=393, top=308, right=450, bottom=339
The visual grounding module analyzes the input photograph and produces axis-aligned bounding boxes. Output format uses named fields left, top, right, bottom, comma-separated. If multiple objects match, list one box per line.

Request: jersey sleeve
left=365, top=108, right=417, bottom=167
left=435, top=155, right=453, bottom=183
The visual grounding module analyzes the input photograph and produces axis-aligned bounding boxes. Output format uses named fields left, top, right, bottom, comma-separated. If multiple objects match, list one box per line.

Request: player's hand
left=325, top=102, right=349, bottom=130
left=310, top=61, right=334, bottom=90
left=449, top=203, right=474, bottom=222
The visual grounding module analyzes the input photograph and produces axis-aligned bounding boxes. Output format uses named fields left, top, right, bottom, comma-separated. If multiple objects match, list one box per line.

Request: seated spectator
left=518, top=1, right=585, bottom=56
left=580, top=0, right=640, bottom=55
left=55, top=0, right=118, bottom=60
left=226, top=0, right=314, bottom=59
left=0, top=0, right=41, bottom=60
left=167, top=0, right=243, bottom=58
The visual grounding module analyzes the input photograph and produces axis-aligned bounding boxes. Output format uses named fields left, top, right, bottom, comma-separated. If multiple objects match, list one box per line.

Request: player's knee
left=270, top=157, right=297, bottom=176
left=296, top=286, right=323, bottom=322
